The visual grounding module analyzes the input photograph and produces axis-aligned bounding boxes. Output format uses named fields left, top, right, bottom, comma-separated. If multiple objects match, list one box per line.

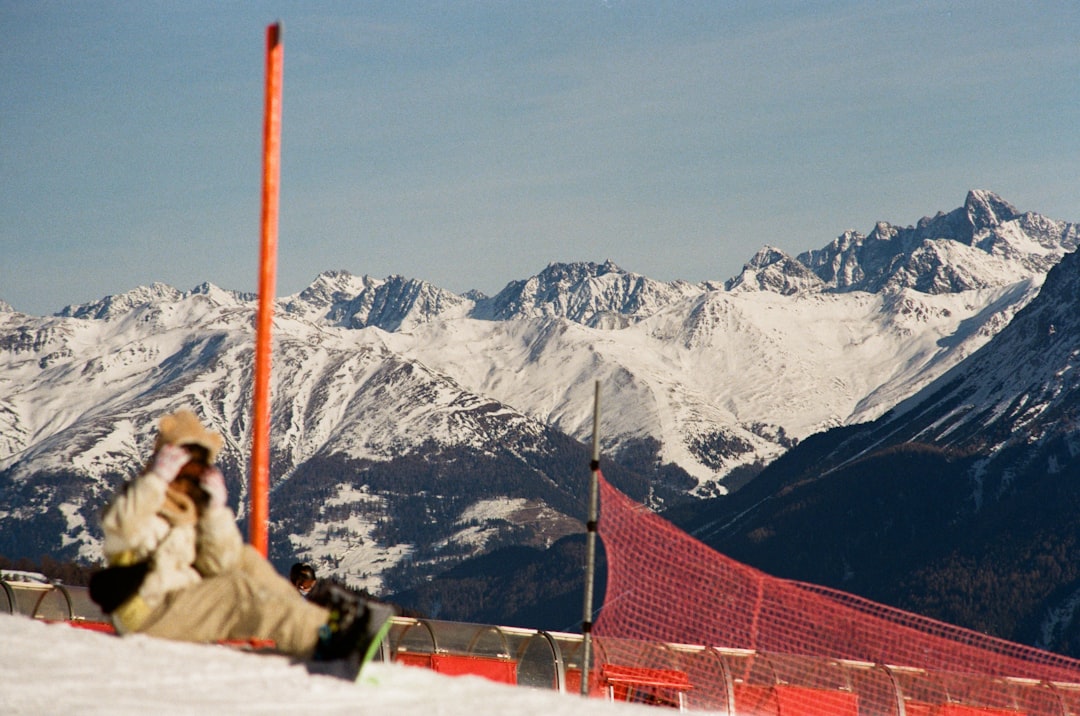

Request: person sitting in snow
left=91, top=409, right=393, bottom=667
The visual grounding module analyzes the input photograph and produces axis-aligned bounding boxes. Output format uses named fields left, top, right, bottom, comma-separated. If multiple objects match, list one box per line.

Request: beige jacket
left=100, top=465, right=243, bottom=632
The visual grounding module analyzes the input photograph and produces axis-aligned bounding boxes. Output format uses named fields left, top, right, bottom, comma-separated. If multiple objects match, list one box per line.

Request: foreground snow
left=0, top=615, right=651, bottom=715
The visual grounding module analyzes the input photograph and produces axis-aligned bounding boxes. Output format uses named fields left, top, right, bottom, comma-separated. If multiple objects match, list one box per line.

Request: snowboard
left=302, top=602, right=396, bottom=682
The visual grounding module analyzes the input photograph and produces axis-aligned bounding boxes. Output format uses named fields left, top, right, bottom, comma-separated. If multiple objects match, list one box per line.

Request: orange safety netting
left=592, top=472, right=1080, bottom=714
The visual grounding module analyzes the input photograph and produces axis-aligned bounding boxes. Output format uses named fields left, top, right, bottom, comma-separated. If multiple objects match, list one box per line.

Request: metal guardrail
left=0, top=576, right=108, bottom=623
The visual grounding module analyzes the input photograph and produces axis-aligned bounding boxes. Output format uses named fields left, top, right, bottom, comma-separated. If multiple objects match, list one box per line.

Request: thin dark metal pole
left=580, top=380, right=601, bottom=695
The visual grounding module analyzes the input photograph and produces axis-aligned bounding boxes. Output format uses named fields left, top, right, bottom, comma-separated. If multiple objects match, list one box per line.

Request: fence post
left=581, top=381, right=602, bottom=695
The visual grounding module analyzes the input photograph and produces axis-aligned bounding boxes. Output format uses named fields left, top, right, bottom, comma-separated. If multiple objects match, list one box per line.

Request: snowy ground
left=0, top=614, right=652, bottom=715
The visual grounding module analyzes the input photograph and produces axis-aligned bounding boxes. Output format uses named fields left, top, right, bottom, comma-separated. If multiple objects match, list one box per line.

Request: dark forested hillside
left=388, top=534, right=605, bottom=633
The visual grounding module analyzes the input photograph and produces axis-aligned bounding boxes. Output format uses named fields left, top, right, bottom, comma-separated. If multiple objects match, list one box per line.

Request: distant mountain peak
left=795, top=190, right=1075, bottom=295
left=725, top=246, right=824, bottom=295
left=476, top=260, right=699, bottom=326
left=538, top=259, right=625, bottom=282
left=348, top=275, right=471, bottom=332
left=189, top=282, right=254, bottom=305
left=964, top=189, right=1019, bottom=229
left=57, top=283, right=184, bottom=320
left=282, top=271, right=382, bottom=321
left=744, top=246, right=791, bottom=268
left=462, top=288, right=489, bottom=302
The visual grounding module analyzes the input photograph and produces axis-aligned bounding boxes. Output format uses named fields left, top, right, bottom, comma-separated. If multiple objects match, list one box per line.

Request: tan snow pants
left=136, top=545, right=330, bottom=658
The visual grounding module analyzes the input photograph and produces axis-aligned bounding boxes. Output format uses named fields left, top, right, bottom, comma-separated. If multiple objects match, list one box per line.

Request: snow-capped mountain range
left=1, top=190, right=1076, bottom=596
left=664, top=227, right=1080, bottom=656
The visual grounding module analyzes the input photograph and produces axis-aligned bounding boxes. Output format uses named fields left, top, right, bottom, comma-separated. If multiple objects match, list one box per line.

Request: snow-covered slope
left=0, top=190, right=1076, bottom=592
left=382, top=280, right=1045, bottom=488
left=0, top=615, right=648, bottom=715
left=851, top=235, right=1080, bottom=491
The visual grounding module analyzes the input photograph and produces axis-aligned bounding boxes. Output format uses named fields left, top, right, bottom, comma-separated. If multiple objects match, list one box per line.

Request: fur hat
left=154, top=410, right=223, bottom=465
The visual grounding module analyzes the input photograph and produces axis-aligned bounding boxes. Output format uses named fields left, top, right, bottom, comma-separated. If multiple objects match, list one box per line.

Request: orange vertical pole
left=250, top=22, right=283, bottom=556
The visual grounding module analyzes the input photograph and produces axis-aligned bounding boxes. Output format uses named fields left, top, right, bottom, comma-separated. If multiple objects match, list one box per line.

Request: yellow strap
left=111, top=594, right=152, bottom=633
left=107, top=549, right=140, bottom=567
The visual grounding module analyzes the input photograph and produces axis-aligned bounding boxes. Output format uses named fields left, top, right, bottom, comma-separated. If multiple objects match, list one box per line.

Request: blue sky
left=3, top=1, right=1079, bottom=315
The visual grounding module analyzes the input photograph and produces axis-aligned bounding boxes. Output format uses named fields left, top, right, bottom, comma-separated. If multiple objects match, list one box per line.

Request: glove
left=200, top=467, right=228, bottom=509
left=148, top=444, right=191, bottom=483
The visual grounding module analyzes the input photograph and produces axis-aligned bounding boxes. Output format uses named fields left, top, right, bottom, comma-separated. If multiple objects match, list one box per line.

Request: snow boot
left=309, top=581, right=396, bottom=680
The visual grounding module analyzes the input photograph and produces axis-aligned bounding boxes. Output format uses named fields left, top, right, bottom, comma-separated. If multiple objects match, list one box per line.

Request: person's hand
left=200, top=467, right=227, bottom=509
left=149, top=444, right=190, bottom=483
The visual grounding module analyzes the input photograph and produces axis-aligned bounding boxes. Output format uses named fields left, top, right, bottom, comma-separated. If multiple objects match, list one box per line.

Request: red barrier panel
left=405, top=654, right=517, bottom=685
left=735, top=684, right=859, bottom=716
left=932, top=706, right=1026, bottom=716
left=395, top=652, right=434, bottom=669
left=430, top=654, right=517, bottom=684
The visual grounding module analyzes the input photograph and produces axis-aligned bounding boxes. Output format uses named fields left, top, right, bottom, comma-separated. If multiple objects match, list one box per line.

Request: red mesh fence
left=592, top=472, right=1080, bottom=714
